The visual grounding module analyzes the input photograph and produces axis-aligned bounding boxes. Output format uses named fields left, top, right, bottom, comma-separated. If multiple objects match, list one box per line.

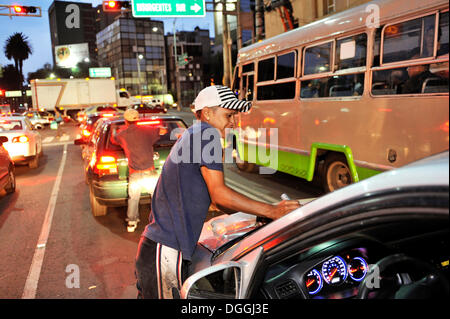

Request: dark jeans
left=135, top=236, right=159, bottom=299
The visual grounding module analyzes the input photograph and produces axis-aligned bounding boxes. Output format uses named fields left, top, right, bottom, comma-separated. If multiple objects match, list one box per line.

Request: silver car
left=182, top=151, right=449, bottom=299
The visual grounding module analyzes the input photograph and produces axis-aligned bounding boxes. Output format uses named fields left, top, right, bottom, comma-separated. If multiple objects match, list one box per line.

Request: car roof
left=108, top=114, right=186, bottom=124
left=217, top=151, right=449, bottom=263
left=0, top=116, right=26, bottom=121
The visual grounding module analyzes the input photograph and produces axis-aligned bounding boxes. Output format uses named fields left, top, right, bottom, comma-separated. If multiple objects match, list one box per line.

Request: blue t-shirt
left=143, top=121, right=223, bottom=260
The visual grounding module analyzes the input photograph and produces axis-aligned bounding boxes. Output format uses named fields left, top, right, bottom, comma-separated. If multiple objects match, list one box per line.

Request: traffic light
left=102, top=1, right=131, bottom=12
left=12, top=5, right=37, bottom=14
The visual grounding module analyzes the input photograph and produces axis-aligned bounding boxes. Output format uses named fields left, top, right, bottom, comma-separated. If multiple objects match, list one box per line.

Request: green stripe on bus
left=235, top=138, right=381, bottom=182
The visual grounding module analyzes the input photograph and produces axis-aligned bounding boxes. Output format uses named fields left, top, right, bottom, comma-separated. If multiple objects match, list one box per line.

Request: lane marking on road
left=42, top=137, right=54, bottom=143
left=43, top=141, right=73, bottom=147
left=59, top=135, right=70, bottom=141
left=22, top=144, right=68, bottom=299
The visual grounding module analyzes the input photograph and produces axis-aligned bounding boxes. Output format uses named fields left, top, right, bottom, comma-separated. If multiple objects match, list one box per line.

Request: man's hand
left=201, top=166, right=301, bottom=220
left=267, top=200, right=301, bottom=220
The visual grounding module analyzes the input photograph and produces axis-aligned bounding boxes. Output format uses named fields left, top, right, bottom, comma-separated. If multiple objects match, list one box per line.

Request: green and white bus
left=232, top=0, right=449, bottom=192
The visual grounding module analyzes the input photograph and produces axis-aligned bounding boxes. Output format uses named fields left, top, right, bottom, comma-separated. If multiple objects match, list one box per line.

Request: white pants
left=127, top=170, right=158, bottom=221
left=156, top=243, right=184, bottom=299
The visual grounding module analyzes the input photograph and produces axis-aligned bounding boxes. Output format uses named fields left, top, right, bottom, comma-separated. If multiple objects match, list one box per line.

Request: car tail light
left=136, top=120, right=161, bottom=126
left=12, top=135, right=29, bottom=143
left=82, top=129, right=91, bottom=137
left=101, top=113, right=115, bottom=118
left=94, top=155, right=118, bottom=175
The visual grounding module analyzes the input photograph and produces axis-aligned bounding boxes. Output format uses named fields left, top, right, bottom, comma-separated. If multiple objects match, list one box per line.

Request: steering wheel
left=357, top=253, right=449, bottom=299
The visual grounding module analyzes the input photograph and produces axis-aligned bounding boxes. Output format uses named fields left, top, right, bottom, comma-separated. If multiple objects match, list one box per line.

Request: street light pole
left=173, top=19, right=182, bottom=111
left=222, top=0, right=231, bottom=87
left=136, top=53, right=143, bottom=103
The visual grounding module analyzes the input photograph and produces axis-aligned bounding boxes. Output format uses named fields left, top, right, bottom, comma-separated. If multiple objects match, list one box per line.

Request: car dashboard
left=260, top=234, right=449, bottom=299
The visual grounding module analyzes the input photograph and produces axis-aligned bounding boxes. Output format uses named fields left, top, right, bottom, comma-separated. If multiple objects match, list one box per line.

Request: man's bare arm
left=201, top=166, right=300, bottom=220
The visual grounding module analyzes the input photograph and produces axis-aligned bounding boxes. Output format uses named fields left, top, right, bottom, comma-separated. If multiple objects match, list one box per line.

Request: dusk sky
left=0, top=0, right=215, bottom=79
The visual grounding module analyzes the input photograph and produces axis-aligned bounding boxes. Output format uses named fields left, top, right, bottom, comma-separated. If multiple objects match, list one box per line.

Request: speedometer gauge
left=321, top=256, right=348, bottom=285
left=305, top=269, right=323, bottom=295
left=348, top=257, right=368, bottom=282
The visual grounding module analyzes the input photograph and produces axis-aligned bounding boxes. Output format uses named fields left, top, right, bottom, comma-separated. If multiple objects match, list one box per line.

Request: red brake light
left=12, top=135, right=29, bottom=143
left=95, top=155, right=118, bottom=175
left=102, top=113, right=115, bottom=118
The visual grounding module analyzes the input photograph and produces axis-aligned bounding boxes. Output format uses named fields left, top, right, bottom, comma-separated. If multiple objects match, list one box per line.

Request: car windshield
left=106, top=119, right=187, bottom=151
left=0, top=120, right=23, bottom=131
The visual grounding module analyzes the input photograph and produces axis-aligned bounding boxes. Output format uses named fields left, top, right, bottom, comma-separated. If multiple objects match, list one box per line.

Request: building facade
left=165, top=27, right=212, bottom=107
left=96, top=15, right=167, bottom=96
left=263, top=0, right=372, bottom=39
left=48, top=1, right=99, bottom=66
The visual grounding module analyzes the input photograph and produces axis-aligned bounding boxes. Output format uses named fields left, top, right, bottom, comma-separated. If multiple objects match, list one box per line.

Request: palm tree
left=4, top=32, right=32, bottom=88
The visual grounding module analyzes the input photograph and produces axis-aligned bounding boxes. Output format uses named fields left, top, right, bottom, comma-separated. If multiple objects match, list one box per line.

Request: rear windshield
left=0, top=120, right=23, bottom=131
left=106, top=119, right=187, bottom=151
left=97, top=106, right=118, bottom=112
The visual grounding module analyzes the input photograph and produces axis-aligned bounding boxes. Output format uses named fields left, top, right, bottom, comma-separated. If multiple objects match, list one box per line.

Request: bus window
left=277, top=52, right=296, bottom=79
left=257, top=82, right=296, bottom=100
left=438, top=11, right=449, bottom=56
left=242, top=63, right=254, bottom=73
left=301, top=73, right=364, bottom=98
left=242, top=74, right=254, bottom=101
left=304, top=42, right=332, bottom=75
left=232, top=67, right=240, bottom=96
left=336, top=33, right=367, bottom=70
left=372, top=61, right=449, bottom=95
left=383, top=14, right=436, bottom=63
left=258, top=57, right=275, bottom=82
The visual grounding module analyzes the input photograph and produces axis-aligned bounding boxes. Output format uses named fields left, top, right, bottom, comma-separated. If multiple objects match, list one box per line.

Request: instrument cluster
left=304, top=248, right=369, bottom=297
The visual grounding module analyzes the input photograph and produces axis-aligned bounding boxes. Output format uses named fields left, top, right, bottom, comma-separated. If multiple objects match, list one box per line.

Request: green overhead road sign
left=132, top=0, right=205, bottom=17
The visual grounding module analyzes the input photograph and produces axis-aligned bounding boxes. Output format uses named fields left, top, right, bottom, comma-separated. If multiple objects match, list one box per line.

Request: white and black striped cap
left=193, top=85, right=252, bottom=113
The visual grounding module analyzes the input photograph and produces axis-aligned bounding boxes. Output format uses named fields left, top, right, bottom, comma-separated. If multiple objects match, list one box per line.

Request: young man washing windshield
left=135, top=85, right=301, bottom=298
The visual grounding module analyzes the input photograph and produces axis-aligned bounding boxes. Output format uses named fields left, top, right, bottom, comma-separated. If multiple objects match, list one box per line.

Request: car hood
left=212, top=151, right=449, bottom=264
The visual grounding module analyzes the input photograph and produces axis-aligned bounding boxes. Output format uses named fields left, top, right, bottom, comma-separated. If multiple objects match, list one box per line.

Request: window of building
left=323, top=0, right=335, bottom=15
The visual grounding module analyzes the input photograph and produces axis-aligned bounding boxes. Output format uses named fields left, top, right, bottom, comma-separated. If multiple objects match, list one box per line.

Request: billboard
left=55, top=43, right=89, bottom=68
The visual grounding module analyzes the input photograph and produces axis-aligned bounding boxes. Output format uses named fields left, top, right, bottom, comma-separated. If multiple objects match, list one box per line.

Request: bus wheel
left=322, top=153, right=352, bottom=193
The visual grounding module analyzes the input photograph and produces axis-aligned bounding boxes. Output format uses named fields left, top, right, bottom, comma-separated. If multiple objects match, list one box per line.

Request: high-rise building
left=48, top=1, right=98, bottom=66
left=165, top=27, right=212, bottom=107
left=96, top=15, right=167, bottom=96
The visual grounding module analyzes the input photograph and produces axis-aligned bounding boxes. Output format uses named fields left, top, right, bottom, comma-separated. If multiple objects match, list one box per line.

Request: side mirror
left=180, top=262, right=242, bottom=299
left=0, top=136, right=8, bottom=145
left=74, top=138, right=87, bottom=145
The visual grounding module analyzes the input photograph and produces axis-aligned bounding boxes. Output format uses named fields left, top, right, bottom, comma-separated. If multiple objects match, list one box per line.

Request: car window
left=0, top=119, right=23, bottom=131
left=106, top=120, right=187, bottom=151
left=250, top=189, right=448, bottom=299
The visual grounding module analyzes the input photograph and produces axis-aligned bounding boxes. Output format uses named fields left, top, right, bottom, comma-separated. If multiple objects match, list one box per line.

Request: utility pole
left=236, top=0, right=242, bottom=50
left=173, top=19, right=182, bottom=111
left=255, top=0, right=264, bottom=41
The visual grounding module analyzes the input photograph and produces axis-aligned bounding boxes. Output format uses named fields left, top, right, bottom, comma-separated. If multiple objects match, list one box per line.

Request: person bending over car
left=110, top=108, right=160, bottom=232
left=135, top=85, right=301, bottom=299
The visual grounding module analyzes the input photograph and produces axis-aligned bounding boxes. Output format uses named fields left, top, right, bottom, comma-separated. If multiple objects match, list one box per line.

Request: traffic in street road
left=0, top=113, right=320, bottom=298
left=0, top=0, right=447, bottom=303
